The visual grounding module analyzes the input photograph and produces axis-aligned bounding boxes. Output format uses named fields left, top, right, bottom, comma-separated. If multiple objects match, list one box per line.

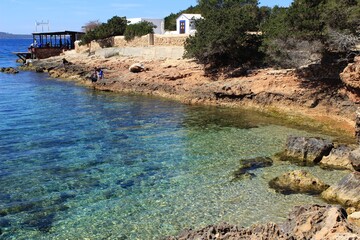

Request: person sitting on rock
left=96, top=67, right=104, bottom=81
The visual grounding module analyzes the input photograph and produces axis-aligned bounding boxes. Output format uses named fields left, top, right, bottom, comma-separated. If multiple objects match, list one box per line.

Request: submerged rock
left=269, top=170, right=329, bottom=195
left=165, top=205, right=360, bottom=239
left=321, top=172, right=360, bottom=210
left=232, top=157, right=273, bottom=180
left=320, top=145, right=355, bottom=171
left=277, top=136, right=333, bottom=165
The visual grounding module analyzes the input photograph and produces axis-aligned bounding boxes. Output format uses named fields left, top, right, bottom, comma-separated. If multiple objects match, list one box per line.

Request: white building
left=127, top=18, right=165, bottom=34
left=176, top=14, right=202, bottom=35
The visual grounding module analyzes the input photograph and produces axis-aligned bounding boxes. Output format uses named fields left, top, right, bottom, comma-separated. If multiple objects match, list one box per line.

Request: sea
left=0, top=39, right=350, bottom=239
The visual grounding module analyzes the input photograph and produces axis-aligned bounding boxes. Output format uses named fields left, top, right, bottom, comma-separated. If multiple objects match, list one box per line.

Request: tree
left=82, top=20, right=101, bottom=33
left=124, top=21, right=156, bottom=41
left=80, top=16, right=127, bottom=45
left=261, top=0, right=360, bottom=68
left=184, top=3, right=263, bottom=74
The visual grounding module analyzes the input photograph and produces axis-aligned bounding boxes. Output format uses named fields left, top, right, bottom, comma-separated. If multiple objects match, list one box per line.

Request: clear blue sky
left=1, top=0, right=293, bottom=34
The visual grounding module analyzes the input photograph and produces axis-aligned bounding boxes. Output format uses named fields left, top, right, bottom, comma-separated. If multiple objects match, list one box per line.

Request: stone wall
left=113, top=34, right=188, bottom=47
left=75, top=34, right=188, bottom=53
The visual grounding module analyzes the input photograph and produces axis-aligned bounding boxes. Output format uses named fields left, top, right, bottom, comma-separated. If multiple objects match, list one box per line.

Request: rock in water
left=277, top=136, right=333, bottom=165
left=269, top=170, right=329, bottom=194
left=321, top=172, right=360, bottom=210
left=320, top=145, right=355, bottom=171
left=0, top=67, right=19, bottom=74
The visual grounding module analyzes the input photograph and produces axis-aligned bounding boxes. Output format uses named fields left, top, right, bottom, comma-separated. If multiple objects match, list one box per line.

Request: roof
left=177, top=14, right=202, bottom=21
left=32, top=30, right=84, bottom=36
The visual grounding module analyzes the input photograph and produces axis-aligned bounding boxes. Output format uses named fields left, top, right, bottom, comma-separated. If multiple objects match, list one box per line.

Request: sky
left=1, top=0, right=293, bottom=34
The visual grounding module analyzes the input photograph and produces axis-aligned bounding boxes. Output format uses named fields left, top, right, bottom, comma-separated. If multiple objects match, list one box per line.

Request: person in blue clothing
left=96, top=67, right=104, bottom=80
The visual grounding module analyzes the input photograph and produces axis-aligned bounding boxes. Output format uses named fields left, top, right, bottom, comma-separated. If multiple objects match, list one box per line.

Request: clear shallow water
left=0, top=39, right=350, bottom=239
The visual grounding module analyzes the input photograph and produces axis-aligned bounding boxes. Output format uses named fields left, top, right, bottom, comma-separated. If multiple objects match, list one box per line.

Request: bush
left=184, top=3, right=263, bottom=74
left=261, top=0, right=360, bottom=68
left=80, top=16, right=127, bottom=45
left=124, top=21, right=156, bottom=41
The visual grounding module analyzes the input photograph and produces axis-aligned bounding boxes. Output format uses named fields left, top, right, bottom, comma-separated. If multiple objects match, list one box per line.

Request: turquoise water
left=0, top=39, right=349, bottom=239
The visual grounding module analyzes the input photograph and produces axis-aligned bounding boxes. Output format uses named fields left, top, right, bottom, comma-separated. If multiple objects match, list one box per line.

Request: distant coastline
left=0, top=32, right=32, bottom=39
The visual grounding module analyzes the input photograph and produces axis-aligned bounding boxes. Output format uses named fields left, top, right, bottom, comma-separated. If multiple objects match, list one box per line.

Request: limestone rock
left=282, top=205, right=359, bottom=240
left=165, top=205, right=360, bottom=240
left=269, top=170, right=329, bottom=194
left=129, top=63, right=145, bottom=73
left=320, top=145, right=355, bottom=171
left=278, top=136, right=333, bottom=165
left=321, top=172, right=360, bottom=210
left=165, top=222, right=288, bottom=240
left=0, top=67, right=19, bottom=74
left=340, top=56, right=360, bottom=90
left=348, top=211, right=360, bottom=228
left=349, top=147, right=360, bottom=171
left=35, top=67, right=45, bottom=73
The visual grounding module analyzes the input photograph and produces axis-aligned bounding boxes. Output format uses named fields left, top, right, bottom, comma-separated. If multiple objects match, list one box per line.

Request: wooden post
left=148, top=33, right=154, bottom=46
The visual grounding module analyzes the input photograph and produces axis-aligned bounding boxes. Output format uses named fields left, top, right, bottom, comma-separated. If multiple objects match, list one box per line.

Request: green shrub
left=80, top=16, right=127, bottom=45
left=124, top=21, right=155, bottom=41
left=184, top=3, right=263, bottom=74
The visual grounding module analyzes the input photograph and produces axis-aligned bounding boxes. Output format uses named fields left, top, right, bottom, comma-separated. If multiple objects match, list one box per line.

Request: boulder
left=277, top=136, right=333, bottom=165
left=340, top=56, right=360, bottom=90
left=282, top=205, right=360, bottom=240
left=129, top=63, right=145, bottom=73
left=349, top=147, right=360, bottom=171
left=269, top=170, right=329, bottom=194
left=320, top=145, right=355, bottom=171
left=35, top=67, right=44, bottom=73
left=232, top=157, right=273, bottom=180
left=321, top=172, right=360, bottom=210
left=348, top=211, right=360, bottom=228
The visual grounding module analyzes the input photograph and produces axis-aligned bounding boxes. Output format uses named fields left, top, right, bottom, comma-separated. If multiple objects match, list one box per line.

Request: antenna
left=35, top=20, right=50, bottom=32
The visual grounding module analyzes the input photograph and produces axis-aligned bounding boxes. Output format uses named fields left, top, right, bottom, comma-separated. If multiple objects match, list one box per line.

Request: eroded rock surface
left=165, top=205, right=360, bottom=240
left=269, top=170, right=329, bottom=194
left=320, top=145, right=355, bottom=171
left=277, top=136, right=334, bottom=165
left=349, top=147, right=360, bottom=171
left=321, top=172, right=360, bottom=210
left=340, top=56, right=360, bottom=91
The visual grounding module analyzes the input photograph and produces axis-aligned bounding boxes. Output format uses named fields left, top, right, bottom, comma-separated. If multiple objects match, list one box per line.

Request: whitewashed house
left=127, top=18, right=165, bottom=34
left=176, top=14, right=202, bottom=35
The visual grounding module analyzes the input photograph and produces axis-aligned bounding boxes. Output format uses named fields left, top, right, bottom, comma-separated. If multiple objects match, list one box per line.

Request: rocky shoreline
left=18, top=50, right=360, bottom=138
left=14, top=50, right=360, bottom=238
